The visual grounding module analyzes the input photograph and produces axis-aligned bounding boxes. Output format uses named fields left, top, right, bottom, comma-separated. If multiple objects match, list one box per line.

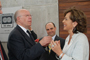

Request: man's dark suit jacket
left=7, top=25, right=45, bottom=60
left=40, top=35, right=65, bottom=60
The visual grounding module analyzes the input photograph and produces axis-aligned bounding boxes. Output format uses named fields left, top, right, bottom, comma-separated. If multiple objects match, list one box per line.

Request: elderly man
left=7, top=9, right=52, bottom=60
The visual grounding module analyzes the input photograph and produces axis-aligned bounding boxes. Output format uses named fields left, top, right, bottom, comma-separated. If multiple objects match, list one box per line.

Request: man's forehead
left=46, top=26, right=54, bottom=29
left=46, top=23, right=54, bottom=27
left=46, top=27, right=53, bottom=29
left=19, top=9, right=30, bottom=14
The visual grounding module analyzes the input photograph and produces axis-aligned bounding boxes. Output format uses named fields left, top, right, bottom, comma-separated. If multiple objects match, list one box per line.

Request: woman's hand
left=51, top=40, right=63, bottom=56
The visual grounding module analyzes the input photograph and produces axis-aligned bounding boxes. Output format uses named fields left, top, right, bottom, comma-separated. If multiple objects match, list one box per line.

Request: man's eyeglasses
left=19, top=15, right=32, bottom=17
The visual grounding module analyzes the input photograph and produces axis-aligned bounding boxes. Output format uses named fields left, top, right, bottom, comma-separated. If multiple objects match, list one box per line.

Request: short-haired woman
left=51, top=7, right=89, bottom=60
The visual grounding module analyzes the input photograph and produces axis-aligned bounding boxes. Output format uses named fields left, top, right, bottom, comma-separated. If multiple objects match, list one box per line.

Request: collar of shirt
left=63, top=32, right=80, bottom=53
left=66, top=32, right=80, bottom=42
left=52, top=34, right=56, bottom=41
left=18, top=25, right=29, bottom=36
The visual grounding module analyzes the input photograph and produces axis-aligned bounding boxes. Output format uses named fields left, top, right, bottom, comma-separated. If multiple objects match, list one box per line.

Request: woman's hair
left=64, top=7, right=87, bottom=33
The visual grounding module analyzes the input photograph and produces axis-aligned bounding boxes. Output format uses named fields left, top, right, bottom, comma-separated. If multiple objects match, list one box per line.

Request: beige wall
left=0, top=0, right=59, bottom=58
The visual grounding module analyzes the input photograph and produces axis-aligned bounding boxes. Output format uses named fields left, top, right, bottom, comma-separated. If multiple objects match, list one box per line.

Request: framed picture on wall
left=1, top=13, right=14, bottom=28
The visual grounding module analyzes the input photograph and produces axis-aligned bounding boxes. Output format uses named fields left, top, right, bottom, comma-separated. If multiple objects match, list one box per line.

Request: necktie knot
left=27, top=30, right=32, bottom=38
left=27, top=30, right=34, bottom=40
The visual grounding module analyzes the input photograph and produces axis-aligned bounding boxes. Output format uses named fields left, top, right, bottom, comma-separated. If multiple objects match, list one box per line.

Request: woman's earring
left=73, top=27, right=76, bottom=33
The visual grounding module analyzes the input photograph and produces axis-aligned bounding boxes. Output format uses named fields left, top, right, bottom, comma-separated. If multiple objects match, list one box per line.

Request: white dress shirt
left=18, top=25, right=29, bottom=36
left=52, top=35, right=56, bottom=41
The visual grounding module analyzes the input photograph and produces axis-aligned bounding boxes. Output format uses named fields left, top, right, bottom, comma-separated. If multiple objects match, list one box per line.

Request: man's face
left=0, top=1, right=2, bottom=14
left=17, top=9, right=32, bottom=29
left=46, top=23, right=56, bottom=37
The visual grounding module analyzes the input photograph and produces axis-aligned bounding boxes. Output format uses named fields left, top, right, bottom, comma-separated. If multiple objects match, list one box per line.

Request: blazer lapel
left=54, top=35, right=59, bottom=41
left=16, top=25, right=35, bottom=45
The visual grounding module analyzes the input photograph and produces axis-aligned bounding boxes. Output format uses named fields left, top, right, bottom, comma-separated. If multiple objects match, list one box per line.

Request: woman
left=50, top=8, right=89, bottom=60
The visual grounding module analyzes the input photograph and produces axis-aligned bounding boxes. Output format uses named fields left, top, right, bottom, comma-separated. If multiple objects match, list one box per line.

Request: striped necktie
left=48, top=44, right=51, bottom=54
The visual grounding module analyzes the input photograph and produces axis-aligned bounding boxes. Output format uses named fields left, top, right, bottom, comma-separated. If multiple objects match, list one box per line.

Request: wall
left=0, top=0, right=59, bottom=58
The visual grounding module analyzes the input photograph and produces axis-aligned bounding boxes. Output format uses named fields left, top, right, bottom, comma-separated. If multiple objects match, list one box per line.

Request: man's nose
left=49, top=29, right=52, bottom=32
left=28, top=15, right=32, bottom=18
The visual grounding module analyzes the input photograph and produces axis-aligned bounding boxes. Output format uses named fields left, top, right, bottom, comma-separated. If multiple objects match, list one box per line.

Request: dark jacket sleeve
left=31, top=30, right=37, bottom=40
left=7, top=32, right=45, bottom=60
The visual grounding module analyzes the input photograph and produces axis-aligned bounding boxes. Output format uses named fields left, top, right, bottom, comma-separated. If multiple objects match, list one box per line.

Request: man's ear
left=17, top=16, right=20, bottom=22
left=55, top=27, right=56, bottom=30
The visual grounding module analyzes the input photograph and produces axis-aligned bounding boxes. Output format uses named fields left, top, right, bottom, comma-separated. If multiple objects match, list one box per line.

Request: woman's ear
left=73, top=21, right=78, bottom=27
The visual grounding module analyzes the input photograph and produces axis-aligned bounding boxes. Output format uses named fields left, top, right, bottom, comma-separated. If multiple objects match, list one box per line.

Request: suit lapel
left=16, top=25, right=35, bottom=45
left=47, top=35, right=58, bottom=54
left=54, top=35, right=59, bottom=41
left=46, top=35, right=59, bottom=53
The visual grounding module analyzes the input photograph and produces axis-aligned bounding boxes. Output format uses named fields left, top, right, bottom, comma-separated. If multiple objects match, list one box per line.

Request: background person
left=40, top=22, right=65, bottom=60
left=0, top=1, right=2, bottom=14
left=0, top=1, right=8, bottom=60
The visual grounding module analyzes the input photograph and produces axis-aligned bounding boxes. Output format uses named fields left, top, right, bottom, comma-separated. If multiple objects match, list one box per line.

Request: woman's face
left=62, top=12, right=76, bottom=32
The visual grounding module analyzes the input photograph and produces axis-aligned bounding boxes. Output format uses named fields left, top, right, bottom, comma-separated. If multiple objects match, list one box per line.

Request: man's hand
left=39, top=36, right=52, bottom=47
